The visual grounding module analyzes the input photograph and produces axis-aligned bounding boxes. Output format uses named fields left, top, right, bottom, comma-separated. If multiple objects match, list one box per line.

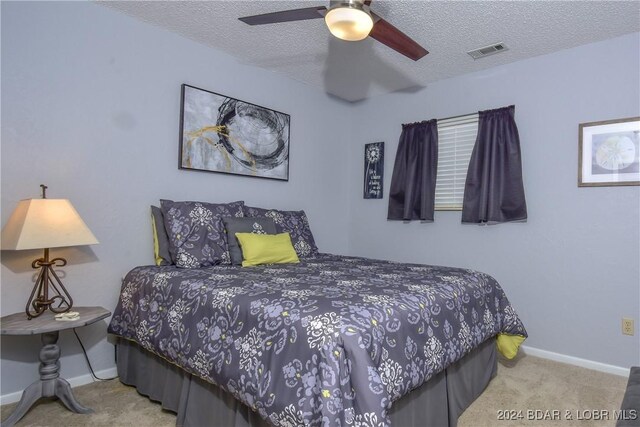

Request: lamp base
left=26, top=248, right=73, bottom=319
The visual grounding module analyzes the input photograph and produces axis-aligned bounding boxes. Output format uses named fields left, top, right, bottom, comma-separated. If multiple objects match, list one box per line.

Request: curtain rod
left=437, top=111, right=479, bottom=122
left=439, top=105, right=515, bottom=122
left=404, top=112, right=478, bottom=127
left=405, top=105, right=515, bottom=126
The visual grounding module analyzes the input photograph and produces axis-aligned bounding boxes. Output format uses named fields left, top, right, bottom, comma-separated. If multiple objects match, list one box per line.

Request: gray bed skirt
left=116, top=337, right=497, bottom=427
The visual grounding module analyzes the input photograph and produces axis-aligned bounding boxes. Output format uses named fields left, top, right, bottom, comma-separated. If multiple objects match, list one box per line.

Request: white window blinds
left=435, top=114, right=479, bottom=211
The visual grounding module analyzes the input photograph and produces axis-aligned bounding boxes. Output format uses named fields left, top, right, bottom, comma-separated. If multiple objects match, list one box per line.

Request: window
left=435, top=114, right=479, bottom=210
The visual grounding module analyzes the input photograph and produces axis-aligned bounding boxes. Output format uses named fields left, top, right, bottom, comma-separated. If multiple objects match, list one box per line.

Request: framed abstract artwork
left=179, top=84, right=290, bottom=181
left=578, top=117, right=640, bottom=187
left=364, top=142, right=384, bottom=199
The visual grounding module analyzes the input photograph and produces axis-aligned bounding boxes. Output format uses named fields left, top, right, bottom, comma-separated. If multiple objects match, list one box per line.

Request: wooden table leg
left=1, top=382, right=43, bottom=427
left=1, top=331, right=92, bottom=427
left=54, top=378, right=91, bottom=414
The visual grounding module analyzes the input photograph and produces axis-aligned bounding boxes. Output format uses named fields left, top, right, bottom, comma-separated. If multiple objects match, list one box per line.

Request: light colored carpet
left=1, top=353, right=628, bottom=427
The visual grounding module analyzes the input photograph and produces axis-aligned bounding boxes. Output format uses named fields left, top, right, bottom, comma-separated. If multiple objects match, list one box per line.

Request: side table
left=0, top=306, right=111, bottom=427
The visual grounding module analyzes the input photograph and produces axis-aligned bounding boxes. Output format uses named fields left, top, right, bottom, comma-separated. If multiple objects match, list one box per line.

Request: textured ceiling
left=102, top=1, right=640, bottom=102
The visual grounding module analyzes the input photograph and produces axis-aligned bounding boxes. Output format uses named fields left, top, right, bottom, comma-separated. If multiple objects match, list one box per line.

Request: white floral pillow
left=160, top=200, right=244, bottom=268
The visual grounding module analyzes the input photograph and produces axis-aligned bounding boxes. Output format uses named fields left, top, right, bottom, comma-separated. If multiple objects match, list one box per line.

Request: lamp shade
left=325, top=6, right=373, bottom=41
left=1, top=199, right=98, bottom=250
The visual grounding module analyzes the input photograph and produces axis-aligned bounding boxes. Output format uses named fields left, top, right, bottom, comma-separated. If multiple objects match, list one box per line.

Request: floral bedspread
left=108, top=254, right=526, bottom=426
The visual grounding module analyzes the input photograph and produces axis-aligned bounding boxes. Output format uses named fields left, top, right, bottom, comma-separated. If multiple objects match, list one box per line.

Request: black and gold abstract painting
left=179, top=84, right=290, bottom=181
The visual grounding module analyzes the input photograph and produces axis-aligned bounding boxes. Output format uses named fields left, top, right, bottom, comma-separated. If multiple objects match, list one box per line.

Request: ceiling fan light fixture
left=325, top=2, right=373, bottom=42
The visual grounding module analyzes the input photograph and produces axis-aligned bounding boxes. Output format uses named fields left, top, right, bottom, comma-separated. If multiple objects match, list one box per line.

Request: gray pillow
left=243, top=206, right=318, bottom=258
left=160, top=199, right=244, bottom=268
left=222, top=217, right=277, bottom=265
left=151, top=205, right=172, bottom=266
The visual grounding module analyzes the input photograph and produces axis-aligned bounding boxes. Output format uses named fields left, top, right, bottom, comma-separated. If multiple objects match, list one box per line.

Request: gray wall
left=2, top=0, right=639, bottom=400
left=348, top=33, right=640, bottom=368
left=0, top=2, right=352, bottom=396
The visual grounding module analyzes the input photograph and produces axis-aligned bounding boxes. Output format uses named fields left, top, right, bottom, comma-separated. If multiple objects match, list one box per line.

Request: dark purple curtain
left=387, top=120, right=438, bottom=221
left=462, top=105, right=527, bottom=224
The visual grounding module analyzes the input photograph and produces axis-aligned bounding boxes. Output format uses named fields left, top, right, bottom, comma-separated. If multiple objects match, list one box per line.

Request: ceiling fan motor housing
left=329, top=0, right=370, bottom=13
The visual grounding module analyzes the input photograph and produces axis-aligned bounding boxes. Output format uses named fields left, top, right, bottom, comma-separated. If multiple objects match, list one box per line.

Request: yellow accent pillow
left=497, top=333, right=526, bottom=359
left=151, top=214, right=163, bottom=266
left=235, top=232, right=300, bottom=267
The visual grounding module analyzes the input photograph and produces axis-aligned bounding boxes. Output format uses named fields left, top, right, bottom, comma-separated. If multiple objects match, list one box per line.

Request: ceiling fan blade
left=369, top=14, right=428, bottom=61
left=239, top=6, right=327, bottom=26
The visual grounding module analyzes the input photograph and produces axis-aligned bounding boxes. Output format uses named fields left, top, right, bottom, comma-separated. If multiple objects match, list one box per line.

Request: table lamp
left=1, top=185, right=99, bottom=319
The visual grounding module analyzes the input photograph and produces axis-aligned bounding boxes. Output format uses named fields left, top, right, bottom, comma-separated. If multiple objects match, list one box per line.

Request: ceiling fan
left=238, top=0, right=428, bottom=61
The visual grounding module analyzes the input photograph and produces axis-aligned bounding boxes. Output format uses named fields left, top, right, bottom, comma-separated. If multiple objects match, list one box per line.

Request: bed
left=108, top=253, right=526, bottom=426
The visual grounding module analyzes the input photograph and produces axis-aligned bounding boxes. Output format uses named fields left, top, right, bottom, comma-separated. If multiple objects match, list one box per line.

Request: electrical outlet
left=622, top=318, right=634, bottom=336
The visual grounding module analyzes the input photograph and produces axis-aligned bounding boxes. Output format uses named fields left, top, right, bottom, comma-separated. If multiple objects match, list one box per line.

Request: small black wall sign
left=364, top=142, right=384, bottom=199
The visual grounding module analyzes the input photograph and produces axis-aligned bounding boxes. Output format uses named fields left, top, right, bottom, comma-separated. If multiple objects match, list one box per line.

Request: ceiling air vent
left=467, top=42, right=508, bottom=60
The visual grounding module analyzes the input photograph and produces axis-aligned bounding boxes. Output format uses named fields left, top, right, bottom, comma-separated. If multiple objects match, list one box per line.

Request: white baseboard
left=521, top=345, right=629, bottom=377
left=0, top=366, right=118, bottom=405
